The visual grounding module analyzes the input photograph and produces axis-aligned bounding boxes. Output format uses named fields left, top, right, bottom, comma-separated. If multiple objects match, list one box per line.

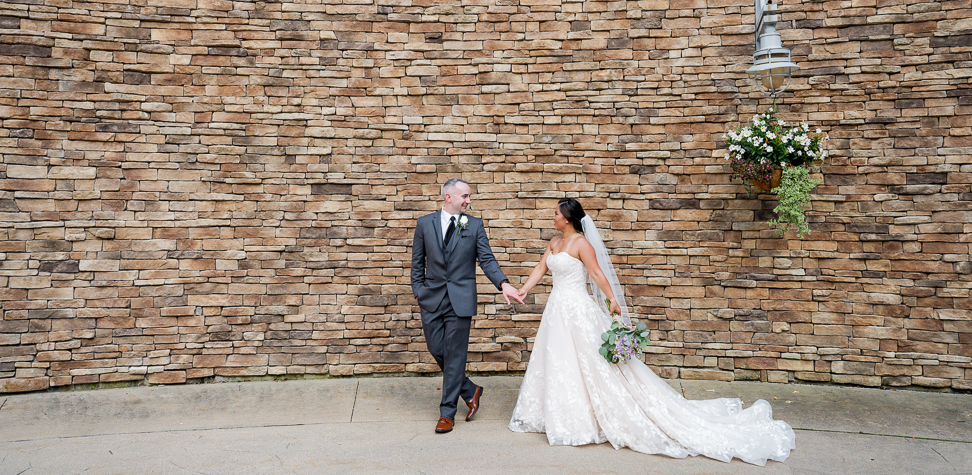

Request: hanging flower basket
left=724, top=108, right=828, bottom=238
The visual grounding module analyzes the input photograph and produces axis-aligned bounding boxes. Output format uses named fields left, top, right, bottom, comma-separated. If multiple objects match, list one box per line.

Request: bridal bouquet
left=599, top=299, right=650, bottom=364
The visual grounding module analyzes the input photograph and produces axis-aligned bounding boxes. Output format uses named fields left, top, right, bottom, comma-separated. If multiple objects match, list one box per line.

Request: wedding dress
left=508, top=252, right=796, bottom=466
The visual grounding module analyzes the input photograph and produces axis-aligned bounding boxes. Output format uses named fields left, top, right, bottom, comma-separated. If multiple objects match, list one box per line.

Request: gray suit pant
left=421, top=293, right=477, bottom=419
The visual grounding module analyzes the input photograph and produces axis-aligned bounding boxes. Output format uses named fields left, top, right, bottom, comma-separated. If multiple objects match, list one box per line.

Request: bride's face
left=553, top=205, right=568, bottom=232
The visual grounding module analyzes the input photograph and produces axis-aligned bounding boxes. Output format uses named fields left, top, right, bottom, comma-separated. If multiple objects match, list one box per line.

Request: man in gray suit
left=410, top=178, right=523, bottom=434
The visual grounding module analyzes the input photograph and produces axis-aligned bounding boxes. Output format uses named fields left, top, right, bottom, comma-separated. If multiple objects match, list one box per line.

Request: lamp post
left=747, top=0, right=799, bottom=98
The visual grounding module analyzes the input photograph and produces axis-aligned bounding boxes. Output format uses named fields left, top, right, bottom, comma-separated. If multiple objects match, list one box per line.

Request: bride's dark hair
left=558, top=198, right=586, bottom=234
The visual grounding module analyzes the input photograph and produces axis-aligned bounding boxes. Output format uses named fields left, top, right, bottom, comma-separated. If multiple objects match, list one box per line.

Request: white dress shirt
left=441, top=210, right=459, bottom=241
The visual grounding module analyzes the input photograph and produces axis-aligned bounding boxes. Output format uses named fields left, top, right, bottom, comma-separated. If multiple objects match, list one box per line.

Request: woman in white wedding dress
left=509, top=198, right=795, bottom=466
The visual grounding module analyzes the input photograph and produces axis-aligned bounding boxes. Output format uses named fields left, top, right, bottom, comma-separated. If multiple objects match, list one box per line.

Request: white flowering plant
left=724, top=108, right=828, bottom=238
left=724, top=108, right=826, bottom=185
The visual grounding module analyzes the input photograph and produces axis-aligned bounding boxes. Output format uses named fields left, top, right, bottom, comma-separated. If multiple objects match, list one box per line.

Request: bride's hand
left=609, top=301, right=622, bottom=318
left=517, top=287, right=528, bottom=299
left=502, top=282, right=524, bottom=305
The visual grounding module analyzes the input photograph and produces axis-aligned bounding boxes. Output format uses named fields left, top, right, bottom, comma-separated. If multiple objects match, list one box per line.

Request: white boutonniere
left=458, top=215, right=468, bottom=236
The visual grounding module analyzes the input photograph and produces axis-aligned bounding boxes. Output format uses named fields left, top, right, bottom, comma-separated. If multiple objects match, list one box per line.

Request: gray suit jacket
left=410, top=210, right=508, bottom=317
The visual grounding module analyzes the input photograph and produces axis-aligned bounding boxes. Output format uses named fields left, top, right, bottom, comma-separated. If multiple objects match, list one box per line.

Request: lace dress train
left=509, top=252, right=796, bottom=466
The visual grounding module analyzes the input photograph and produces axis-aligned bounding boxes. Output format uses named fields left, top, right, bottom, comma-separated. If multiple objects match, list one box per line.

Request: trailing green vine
left=768, top=163, right=821, bottom=238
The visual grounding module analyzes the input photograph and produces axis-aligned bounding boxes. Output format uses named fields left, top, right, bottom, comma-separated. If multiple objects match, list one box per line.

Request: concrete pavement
left=0, top=376, right=969, bottom=474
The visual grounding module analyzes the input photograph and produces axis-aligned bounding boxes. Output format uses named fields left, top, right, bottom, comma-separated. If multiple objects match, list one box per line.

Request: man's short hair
left=442, top=178, right=468, bottom=197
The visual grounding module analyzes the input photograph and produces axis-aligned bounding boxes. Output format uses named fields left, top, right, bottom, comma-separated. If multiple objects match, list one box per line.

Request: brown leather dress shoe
left=435, top=417, right=454, bottom=433
left=465, top=385, right=483, bottom=421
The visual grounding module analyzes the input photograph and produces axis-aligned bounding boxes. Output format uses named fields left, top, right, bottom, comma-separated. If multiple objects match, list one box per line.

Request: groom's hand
left=502, top=282, right=524, bottom=305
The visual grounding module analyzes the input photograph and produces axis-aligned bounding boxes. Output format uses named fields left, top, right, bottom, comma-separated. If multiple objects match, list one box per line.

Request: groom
left=410, top=178, right=523, bottom=434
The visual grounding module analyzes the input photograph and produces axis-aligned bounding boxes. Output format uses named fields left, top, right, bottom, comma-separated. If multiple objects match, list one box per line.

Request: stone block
left=6, top=166, right=47, bottom=179
left=911, top=376, right=952, bottom=388
left=875, top=364, right=920, bottom=376
left=831, top=374, right=881, bottom=387
left=735, top=357, right=778, bottom=370
left=832, top=361, right=876, bottom=375
left=193, top=355, right=227, bottom=367
left=79, top=260, right=119, bottom=272
left=48, top=167, right=97, bottom=180
left=147, top=371, right=187, bottom=384
left=794, top=372, right=831, bottom=382
left=0, top=334, right=21, bottom=345
left=215, top=367, right=268, bottom=377
left=187, top=368, right=215, bottom=379
left=922, top=365, right=964, bottom=379
left=881, top=376, right=912, bottom=387
left=680, top=369, right=733, bottom=381
left=9, top=277, right=51, bottom=289
left=101, top=372, right=145, bottom=383
left=0, top=377, right=49, bottom=393
left=778, top=359, right=814, bottom=372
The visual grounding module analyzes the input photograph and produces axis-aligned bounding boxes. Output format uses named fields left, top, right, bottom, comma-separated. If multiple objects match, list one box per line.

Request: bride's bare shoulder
left=573, top=235, right=596, bottom=257
left=565, top=233, right=590, bottom=247
left=577, top=234, right=593, bottom=248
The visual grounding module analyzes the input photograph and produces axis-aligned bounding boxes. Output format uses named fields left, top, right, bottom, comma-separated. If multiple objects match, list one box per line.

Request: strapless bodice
left=547, top=252, right=588, bottom=295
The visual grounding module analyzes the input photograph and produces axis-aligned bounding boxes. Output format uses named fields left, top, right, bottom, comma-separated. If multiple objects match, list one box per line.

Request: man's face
left=444, top=182, right=471, bottom=215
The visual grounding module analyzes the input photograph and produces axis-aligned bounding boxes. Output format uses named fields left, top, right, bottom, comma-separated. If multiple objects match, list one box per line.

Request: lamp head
left=747, top=48, right=799, bottom=96
left=748, top=0, right=799, bottom=96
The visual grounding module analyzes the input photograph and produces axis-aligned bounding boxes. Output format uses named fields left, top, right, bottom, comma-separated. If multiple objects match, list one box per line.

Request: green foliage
left=768, top=163, right=821, bottom=238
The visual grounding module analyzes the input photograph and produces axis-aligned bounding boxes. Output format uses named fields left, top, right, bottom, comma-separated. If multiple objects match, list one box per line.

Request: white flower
left=458, top=215, right=468, bottom=230
left=816, top=128, right=822, bottom=134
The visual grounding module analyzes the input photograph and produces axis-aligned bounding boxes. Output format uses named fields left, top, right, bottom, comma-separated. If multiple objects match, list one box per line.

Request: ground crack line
left=0, top=398, right=7, bottom=412
left=795, top=427, right=970, bottom=444
left=349, top=380, right=359, bottom=423
left=931, top=447, right=949, bottom=462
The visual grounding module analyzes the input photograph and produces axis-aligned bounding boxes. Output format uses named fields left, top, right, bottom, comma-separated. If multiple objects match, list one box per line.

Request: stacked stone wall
left=1, top=0, right=971, bottom=393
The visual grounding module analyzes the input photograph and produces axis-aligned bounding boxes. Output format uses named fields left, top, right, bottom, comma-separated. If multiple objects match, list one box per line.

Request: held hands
left=502, top=282, right=525, bottom=305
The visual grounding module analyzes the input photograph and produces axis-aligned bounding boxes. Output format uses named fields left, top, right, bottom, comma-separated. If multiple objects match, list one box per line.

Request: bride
left=509, top=198, right=796, bottom=466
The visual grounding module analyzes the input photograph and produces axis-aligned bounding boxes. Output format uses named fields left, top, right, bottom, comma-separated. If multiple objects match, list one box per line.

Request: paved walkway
left=0, top=376, right=969, bottom=474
